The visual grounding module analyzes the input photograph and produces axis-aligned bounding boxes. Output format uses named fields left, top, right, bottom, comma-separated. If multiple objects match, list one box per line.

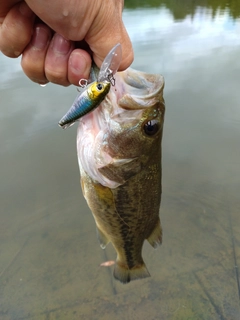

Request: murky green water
left=1, top=1, right=240, bottom=319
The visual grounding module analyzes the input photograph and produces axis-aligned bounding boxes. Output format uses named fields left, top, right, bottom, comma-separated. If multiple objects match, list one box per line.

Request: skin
left=0, top=0, right=133, bottom=86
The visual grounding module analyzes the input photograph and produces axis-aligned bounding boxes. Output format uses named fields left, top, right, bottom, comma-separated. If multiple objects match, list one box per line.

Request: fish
left=58, top=43, right=122, bottom=129
left=77, top=67, right=165, bottom=284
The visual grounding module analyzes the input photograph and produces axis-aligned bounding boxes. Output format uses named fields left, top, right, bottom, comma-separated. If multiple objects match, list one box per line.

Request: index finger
left=0, top=2, right=35, bottom=57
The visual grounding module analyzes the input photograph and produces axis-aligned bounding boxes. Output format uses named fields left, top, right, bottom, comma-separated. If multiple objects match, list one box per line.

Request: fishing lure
left=58, top=43, right=122, bottom=129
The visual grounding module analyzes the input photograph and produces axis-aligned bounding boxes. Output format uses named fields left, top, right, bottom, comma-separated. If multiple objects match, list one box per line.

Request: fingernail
left=19, top=2, right=34, bottom=18
left=52, top=34, right=71, bottom=55
left=69, top=51, right=89, bottom=75
left=31, top=27, right=50, bottom=50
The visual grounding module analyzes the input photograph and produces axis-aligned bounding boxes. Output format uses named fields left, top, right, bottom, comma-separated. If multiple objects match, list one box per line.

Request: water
left=0, top=1, right=240, bottom=319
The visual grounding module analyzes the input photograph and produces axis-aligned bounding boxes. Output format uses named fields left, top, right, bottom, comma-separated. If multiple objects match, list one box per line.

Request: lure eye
left=143, top=119, right=160, bottom=136
left=96, top=83, right=103, bottom=91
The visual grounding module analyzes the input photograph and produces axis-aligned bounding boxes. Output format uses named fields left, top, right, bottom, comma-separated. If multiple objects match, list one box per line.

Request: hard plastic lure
left=58, top=43, right=122, bottom=129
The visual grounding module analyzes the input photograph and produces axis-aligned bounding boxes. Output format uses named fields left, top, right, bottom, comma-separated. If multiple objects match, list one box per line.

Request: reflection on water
left=0, top=1, right=240, bottom=319
left=125, top=0, right=240, bottom=20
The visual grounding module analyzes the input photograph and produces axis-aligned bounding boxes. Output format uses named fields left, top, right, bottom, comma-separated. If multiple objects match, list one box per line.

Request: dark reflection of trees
left=124, top=0, right=240, bottom=20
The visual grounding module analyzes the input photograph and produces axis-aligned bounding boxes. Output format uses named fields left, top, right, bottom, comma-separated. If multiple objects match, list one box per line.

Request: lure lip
left=98, top=43, right=122, bottom=82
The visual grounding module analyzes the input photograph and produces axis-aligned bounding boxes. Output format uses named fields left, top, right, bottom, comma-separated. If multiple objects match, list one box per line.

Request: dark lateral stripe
left=120, top=224, right=135, bottom=269
left=115, top=187, right=141, bottom=269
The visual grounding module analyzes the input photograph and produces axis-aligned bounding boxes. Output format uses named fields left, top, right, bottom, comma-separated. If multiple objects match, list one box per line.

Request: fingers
left=25, top=0, right=133, bottom=71
left=1, top=0, right=133, bottom=87
left=21, top=23, right=52, bottom=85
left=44, top=34, right=91, bottom=86
left=0, top=0, right=21, bottom=22
left=43, top=33, right=74, bottom=86
left=0, top=2, right=35, bottom=57
left=68, top=49, right=92, bottom=86
left=22, top=29, right=92, bottom=86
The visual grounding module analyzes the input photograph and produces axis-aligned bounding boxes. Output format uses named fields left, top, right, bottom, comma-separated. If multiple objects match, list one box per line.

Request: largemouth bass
left=77, top=68, right=165, bottom=283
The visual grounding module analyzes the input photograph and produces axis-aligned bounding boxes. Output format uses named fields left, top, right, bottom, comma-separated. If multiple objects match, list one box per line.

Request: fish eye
left=96, top=83, right=103, bottom=91
left=143, top=119, right=160, bottom=136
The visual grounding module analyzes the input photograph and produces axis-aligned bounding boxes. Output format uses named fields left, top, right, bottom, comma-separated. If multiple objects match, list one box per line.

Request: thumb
left=85, top=1, right=133, bottom=71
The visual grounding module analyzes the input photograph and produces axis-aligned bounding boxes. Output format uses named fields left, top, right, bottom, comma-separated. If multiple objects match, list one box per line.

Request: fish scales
left=77, top=68, right=165, bottom=283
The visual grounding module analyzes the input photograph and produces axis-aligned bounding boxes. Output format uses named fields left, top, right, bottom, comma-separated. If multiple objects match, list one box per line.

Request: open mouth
left=108, top=68, right=165, bottom=111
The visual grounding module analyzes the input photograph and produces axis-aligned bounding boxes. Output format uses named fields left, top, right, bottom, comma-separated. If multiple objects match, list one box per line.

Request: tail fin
left=113, top=262, right=150, bottom=284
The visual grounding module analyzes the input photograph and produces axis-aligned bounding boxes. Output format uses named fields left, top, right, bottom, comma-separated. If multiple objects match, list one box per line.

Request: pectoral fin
left=147, top=219, right=162, bottom=248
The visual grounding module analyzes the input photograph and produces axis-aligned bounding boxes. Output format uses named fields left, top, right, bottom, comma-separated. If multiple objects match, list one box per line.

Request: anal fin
left=147, top=219, right=162, bottom=248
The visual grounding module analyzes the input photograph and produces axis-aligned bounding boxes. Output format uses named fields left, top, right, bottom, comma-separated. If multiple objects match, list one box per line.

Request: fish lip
left=105, top=68, right=164, bottom=111
left=89, top=66, right=164, bottom=108
left=116, top=68, right=164, bottom=101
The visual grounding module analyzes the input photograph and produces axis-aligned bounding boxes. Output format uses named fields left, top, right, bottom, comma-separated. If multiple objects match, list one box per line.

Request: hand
left=0, top=0, right=133, bottom=86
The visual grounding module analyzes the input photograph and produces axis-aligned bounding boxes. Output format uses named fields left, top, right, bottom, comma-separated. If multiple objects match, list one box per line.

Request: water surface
left=0, top=1, right=240, bottom=319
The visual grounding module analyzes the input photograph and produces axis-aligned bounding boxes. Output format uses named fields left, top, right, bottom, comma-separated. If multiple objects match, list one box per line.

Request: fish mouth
left=80, top=67, right=165, bottom=138
left=113, top=68, right=164, bottom=109
left=89, top=66, right=164, bottom=110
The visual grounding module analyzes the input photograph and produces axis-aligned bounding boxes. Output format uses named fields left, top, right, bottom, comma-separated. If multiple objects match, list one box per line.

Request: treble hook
left=107, top=72, right=115, bottom=86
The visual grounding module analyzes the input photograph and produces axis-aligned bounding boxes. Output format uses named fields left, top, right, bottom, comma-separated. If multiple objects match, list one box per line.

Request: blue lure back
left=58, top=43, right=122, bottom=129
